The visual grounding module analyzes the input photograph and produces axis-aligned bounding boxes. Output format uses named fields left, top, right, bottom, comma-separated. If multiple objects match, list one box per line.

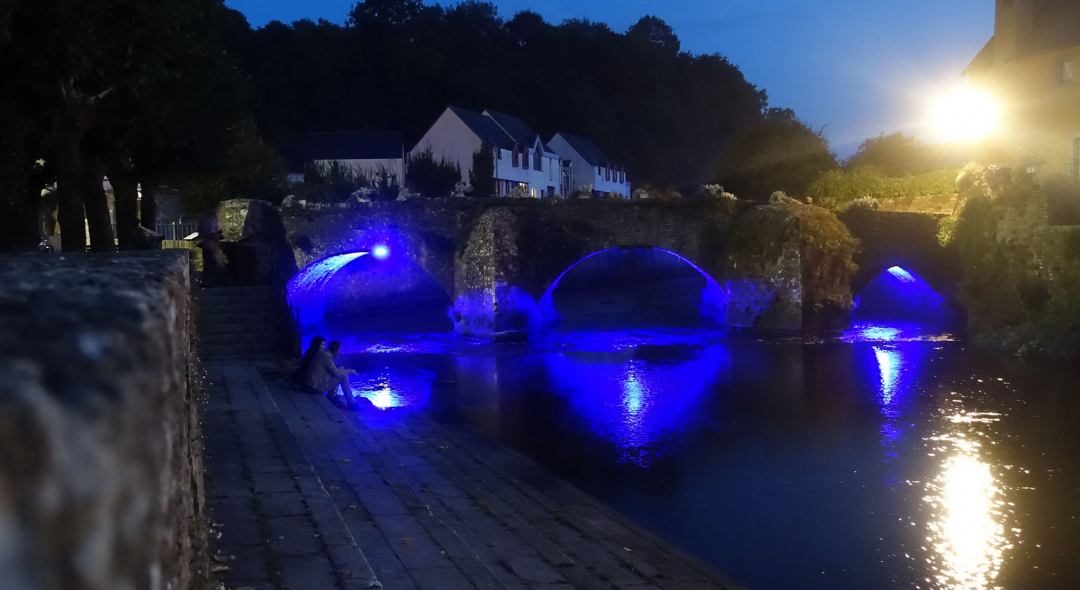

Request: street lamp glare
left=932, top=88, right=1001, bottom=143
left=372, top=244, right=390, bottom=260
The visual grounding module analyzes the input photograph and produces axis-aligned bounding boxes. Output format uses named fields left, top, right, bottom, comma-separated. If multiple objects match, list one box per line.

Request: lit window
left=1062, top=58, right=1075, bottom=84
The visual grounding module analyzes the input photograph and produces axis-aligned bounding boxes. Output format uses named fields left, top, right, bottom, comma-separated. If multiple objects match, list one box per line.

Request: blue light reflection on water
left=543, top=343, right=729, bottom=467
left=346, top=369, right=434, bottom=410
left=316, top=324, right=1080, bottom=590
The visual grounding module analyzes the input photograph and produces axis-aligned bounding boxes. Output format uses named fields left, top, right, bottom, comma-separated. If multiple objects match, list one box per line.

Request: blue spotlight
left=372, top=244, right=390, bottom=260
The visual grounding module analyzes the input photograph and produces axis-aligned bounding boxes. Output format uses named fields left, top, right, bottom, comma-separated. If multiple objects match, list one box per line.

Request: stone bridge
left=839, top=208, right=962, bottom=305
left=221, top=199, right=958, bottom=340
left=279, top=200, right=732, bottom=340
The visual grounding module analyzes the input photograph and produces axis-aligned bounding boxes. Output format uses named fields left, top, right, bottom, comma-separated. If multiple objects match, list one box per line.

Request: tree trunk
left=108, top=162, right=139, bottom=250
left=140, top=175, right=160, bottom=231
left=0, top=111, right=37, bottom=251
left=54, top=119, right=87, bottom=253
left=81, top=148, right=115, bottom=252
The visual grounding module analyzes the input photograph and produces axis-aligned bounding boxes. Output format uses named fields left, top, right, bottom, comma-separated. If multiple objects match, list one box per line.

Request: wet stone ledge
left=0, top=252, right=208, bottom=590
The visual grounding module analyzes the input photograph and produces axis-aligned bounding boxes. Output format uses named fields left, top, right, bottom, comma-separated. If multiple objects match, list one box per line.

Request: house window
left=597, top=166, right=602, bottom=177
left=534, top=149, right=542, bottom=170
left=547, top=186, right=555, bottom=197
left=530, top=188, right=537, bottom=198
left=1062, top=58, right=1076, bottom=84
left=512, top=148, right=519, bottom=167
left=522, top=148, right=530, bottom=170
left=605, top=167, right=611, bottom=181
left=550, top=161, right=555, bottom=181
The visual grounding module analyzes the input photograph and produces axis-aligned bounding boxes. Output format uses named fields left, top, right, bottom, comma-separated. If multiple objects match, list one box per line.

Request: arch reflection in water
left=544, top=344, right=728, bottom=466
left=924, top=432, right=1011, bottom=590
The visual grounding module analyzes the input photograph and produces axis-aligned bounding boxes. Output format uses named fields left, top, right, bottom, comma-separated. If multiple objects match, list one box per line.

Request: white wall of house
left=314, top=158, right=404, bottom=181
left=492, top=144, right=561, bottom=197
left=547, top=134, right=630, bottom=198
left=592, top=165, right=631, bottom=198
left=410, top=108, right=483, bottom=184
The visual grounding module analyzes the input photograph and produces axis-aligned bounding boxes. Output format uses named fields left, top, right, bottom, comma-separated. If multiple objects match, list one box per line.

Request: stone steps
left=199, top=286, right=288, bottom=360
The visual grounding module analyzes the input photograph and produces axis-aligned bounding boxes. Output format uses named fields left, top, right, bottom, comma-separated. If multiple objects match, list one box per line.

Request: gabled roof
left=447, top=107, right=516, bottom=150
left=303, top=132, right=403, bottom=161
left=552, top=132, right=618, bottom=168
left=483, top=109, right=540, bottom=147
left=962, top=36, right=995, bottom=77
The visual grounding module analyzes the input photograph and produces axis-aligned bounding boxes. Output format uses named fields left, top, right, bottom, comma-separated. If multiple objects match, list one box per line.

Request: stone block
left=0, top=252, right=207, bottom=590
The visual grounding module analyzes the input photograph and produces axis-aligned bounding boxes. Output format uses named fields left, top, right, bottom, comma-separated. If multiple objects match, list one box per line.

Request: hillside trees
left=234, top=2, right=768, bottom=189
left=716, top=108, right=838, bottom=200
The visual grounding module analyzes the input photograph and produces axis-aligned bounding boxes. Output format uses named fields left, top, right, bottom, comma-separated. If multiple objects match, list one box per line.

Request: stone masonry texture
left=0, top=252, right=208, bottom=590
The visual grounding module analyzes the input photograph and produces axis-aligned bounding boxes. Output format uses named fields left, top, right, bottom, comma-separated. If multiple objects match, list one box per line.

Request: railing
left=156, top=221, right=198, bottom=241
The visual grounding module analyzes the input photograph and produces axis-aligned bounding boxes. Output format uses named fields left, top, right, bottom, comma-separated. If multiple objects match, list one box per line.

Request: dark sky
left=225, top=0, right=994, bottom=157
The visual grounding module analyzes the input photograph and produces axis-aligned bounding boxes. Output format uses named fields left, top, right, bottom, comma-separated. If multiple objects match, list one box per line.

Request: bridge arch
left=287, top=228, right=456, bottom=328
left=535, top=246, right=728, bottom=327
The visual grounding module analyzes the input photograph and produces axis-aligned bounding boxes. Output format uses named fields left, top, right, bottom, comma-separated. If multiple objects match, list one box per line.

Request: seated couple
left=292, top=336, right=361, bottom=409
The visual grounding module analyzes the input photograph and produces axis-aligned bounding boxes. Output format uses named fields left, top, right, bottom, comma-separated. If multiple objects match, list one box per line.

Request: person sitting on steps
left=304, top=339, right=358, bottom=408
left=292, top=335, right=326, bottom=389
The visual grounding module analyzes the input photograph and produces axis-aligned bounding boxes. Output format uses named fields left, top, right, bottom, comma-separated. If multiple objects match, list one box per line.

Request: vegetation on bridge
left=946, top=166, right=1080, bottom=358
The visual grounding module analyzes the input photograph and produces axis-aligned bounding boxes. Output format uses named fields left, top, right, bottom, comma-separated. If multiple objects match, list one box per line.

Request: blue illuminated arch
left=854, top=265, right=946, bottom=325
left=287, top=252, right=369, bottom=304
left=537, top=247, right=727, bottom=325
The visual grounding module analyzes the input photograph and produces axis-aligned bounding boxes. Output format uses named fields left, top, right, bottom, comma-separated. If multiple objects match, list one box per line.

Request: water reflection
left=874, top=345, right=909, bottom=456
left=347, top=369, right=433, bottom=409
left=925, top=429, right=1010, bottom=590
left=545, top=345, right=728, bottom=467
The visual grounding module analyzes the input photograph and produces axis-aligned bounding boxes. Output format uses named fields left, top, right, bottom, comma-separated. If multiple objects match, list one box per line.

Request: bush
left=808, top=167, right=958, bottom=209
left=408, top=148, right=461, bottom=199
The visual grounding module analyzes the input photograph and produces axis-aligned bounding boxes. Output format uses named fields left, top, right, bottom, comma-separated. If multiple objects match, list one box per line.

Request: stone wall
left=0, top=251, right=208, bottom=590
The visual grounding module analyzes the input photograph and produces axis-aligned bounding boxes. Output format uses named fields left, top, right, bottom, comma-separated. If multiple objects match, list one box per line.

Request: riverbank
left=204, top=360, right=744, bottom=590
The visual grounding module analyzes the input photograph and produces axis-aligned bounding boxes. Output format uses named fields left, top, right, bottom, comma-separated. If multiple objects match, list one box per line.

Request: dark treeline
left=0, top=0, right=843, bottom=253
left=0, top=0, right=284, bottom=253
left=233, top=0, right=769, bottom=190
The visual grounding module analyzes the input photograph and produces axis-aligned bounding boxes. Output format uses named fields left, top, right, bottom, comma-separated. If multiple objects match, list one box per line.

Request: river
left=296, top=321, right=1080, bottom=590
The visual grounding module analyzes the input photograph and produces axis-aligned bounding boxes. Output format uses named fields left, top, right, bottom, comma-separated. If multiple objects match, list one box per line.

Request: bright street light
left=372, top=244, right=390, bottom=260
left=932, top=88, right=1001, bottom=143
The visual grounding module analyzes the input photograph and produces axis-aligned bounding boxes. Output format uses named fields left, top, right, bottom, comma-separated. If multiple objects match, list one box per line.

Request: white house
left=302, top=132, right=406, bottom=183
left=411, top=107, right=563, bottom=197
left=547, top=132, right=631, bottom=198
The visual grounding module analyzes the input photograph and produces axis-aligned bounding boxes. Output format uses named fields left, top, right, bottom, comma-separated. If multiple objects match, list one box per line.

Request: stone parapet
left=0, top=251, right=207, bottom=590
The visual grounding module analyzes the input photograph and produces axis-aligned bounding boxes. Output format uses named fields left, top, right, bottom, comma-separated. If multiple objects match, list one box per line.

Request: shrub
left=408, top=148, right=461, bottom=198
left=808, top=167, right=958, bottom=209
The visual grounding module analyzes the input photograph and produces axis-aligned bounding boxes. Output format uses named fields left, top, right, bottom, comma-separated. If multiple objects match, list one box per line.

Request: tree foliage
left=468, top=143, right=496, bottom=199
left=0, top=0, right=283, bottom=251
left=845, top=132, right=944, bottom=176
left=716, top=108, right=838, bottom=201
left=407, top=148, right=461, bottom=198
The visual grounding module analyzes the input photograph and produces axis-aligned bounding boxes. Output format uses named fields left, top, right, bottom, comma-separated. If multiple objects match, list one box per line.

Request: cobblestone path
left=204, top=361, right=741, bottom=590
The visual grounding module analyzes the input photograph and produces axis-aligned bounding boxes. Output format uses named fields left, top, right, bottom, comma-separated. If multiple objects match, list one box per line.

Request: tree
left=846, top=132, right=943, bottom=176
left=716, top=108, right=838, bottom=200
left=627, top=15, right=680, bottom=54
left=468, top=143, right=495, bottom=198
left=407, top=148, right=460, bottom=198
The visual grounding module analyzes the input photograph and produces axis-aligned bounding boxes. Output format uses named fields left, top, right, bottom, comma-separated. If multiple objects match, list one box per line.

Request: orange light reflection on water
left=923, top=414, right=1013, bottom=590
